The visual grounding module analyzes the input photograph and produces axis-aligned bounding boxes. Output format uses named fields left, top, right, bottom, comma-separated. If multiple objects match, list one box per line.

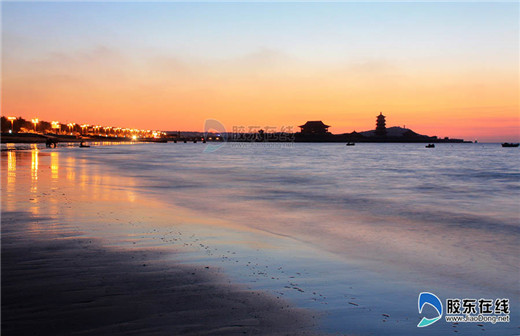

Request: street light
left=67, top=123, right=75, bottom=134
left=80, top=124, right=89, bottom=135
left=31, top=118, right=39, bottom=132
left=7, top=116, right=16, bottom=133
left=51, top=121, right=60, bottom=134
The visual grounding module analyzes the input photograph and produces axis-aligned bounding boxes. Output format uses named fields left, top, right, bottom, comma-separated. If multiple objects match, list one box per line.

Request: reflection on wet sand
left=2, top=144, right=518, bottom=336
left=6, top=151, right=16, bottom=211
left=2, top=147, right=318, bottom=335
left=2, top=148, right=250, bottom=250
left=51, top=152, right=59, bottom=180
left=2, top=149, right=142, bottom=237
left=66, top=156, right=75, bottom=182
left=7, top=151, right=16, bottom=176
left=31, top=149, right=38, bottom=185
left=29, top=149, right=40, bottom=215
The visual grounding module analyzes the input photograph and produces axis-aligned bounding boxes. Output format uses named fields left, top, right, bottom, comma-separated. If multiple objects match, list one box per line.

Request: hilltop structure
left=294, top=113, right=466, bottom=143
left=375, top=112, right=387, bottom=136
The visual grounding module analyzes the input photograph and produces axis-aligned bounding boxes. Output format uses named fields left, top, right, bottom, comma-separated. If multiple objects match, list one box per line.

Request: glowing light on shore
left=80, top=124, right=89, bottom=134
left=31, top=118, right=39, bottom=132
left=7, top=116, right=16, bottom=132
left=6, top=113, right=164, bottom=140
left=51, top=121, right=60, bottom=132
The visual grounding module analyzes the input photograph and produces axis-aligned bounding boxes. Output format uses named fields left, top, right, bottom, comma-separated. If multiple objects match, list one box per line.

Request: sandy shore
left=4, top=145, right=516, bottom=335
left=1, top=150, right=319, bottom=335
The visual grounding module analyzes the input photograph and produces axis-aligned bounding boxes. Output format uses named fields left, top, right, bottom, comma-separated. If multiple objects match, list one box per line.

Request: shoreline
left=2, top=145, right=518, bottom=335
left=2, top=211, right=317, bottom=336
left=1, top=151, right=320, bottom=335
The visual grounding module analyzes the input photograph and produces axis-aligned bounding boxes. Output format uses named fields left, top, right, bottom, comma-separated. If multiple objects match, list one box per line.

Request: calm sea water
left=80, top=142, right=519, bottom=289
left=5, top=142, right=519, bottom=334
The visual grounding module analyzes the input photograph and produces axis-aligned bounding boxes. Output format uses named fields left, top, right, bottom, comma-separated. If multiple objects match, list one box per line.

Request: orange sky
left=2, top=2, right=519, bottom=142
left=3, top=52, right=518, bottom=141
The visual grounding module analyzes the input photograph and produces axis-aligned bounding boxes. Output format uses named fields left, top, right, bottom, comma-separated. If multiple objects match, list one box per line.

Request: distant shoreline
left=1, top=133, right=136, bottom=144
left=1, top=132, right=472, bottom=144
left=3, top=132, right=518, bottom=146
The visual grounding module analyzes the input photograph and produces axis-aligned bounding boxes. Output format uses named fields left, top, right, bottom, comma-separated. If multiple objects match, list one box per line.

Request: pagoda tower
left=375, top=112, right=387, bottom=136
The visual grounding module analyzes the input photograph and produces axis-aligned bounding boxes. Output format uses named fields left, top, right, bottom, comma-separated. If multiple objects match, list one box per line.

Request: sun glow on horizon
left=2, top=2, right=518, bottom=142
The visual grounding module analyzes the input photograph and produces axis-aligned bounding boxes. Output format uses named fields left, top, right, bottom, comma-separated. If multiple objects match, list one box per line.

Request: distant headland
left=293, top=113, right=469, bottom=143
left=221, top=113, right=468, bottom=143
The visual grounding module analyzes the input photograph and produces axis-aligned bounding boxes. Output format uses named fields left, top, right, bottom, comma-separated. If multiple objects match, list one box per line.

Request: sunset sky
left=2, top=2, right=519, bottom=141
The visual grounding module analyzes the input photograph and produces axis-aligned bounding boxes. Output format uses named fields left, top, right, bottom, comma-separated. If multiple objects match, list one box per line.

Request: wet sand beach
left=1, top=150, right=318, bottom=335
left=2, top=144, right=518, bottom=336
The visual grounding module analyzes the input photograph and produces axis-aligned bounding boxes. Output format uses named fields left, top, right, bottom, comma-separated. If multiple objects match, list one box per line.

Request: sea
left=3, top=142, right=519, bottom=335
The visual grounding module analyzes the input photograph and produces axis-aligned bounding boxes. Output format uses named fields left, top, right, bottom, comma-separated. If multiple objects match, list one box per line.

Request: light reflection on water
left=51, top=152, right=59, bottom=180
left=5, top=151, right=17, bottom=211
left=1, top=144, right=519, bottom=335
left=75, top=142, right=520, bottom=294
left=2, top=144, right=519, bottom=288
left=29, top=149, right=39, bottom=215
left=66, top=156, right=76, bottom=182
left=31, top=149, right=38, bottom=183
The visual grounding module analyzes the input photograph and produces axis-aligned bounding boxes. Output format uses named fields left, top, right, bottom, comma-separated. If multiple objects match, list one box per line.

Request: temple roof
left=299, top=121, right=330, bottom=128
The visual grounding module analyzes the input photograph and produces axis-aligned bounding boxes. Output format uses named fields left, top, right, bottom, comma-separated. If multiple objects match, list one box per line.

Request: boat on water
left=346, top=142, right=355, bottom=146
left=425, top=144, right=435, bottom=148
left=79, top=141, right=90, bottom=148
left=502, top=143, right=519, bottom=147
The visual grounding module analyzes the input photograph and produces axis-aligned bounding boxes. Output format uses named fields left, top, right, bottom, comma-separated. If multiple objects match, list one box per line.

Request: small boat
left=425, top=144, right=435, bottom=148
left=346, top=142, right=355, bottom=146
left=501, top=143, right=519, bottom=147
left=79, top=141, right=90, bottom=148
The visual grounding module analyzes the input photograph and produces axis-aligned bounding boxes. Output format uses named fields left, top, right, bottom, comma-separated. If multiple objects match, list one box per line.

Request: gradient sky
left=2, top=2, right=519, bottom=141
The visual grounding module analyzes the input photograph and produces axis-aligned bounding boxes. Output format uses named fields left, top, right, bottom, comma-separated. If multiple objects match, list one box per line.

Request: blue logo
left=418, top=292, right=443, bottom=327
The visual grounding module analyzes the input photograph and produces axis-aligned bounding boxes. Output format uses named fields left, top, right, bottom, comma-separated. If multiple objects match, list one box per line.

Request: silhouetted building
left=375, top=112, right=387, bottom=136
left=299, top=121, right=330, bottom=135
